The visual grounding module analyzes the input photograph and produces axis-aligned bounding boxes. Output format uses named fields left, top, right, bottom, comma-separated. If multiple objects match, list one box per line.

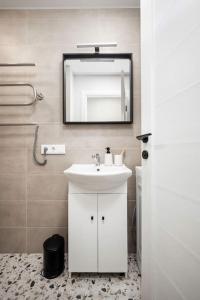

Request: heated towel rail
left=0, top=63, right=47, bottom=165
left=0, top=82, right=44, bottom=106
left=0, top=63, right=36, bottom=67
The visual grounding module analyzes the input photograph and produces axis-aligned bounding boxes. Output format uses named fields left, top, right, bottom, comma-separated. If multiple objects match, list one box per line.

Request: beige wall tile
left=29, top=97, right=62, bottom=124
left=0, top=228, right=26, bottom=253
left=128, top=200, right=136, bottom=228
left=128, top=175, right=136, bottom=200
left=27, top=149, right=137, bottom=200
left=0, top=8, right=140, bottom=253
left=124, top=149, right=141, bottom=169
left=27, top=147, right=140, bottom=175
left=28, top=175, right=68, bottom=201
left=0, top=200, right=26, bottom=227
left=0, top=11, right=28, bottom=46
left=27, top=226, right=134, bottom=254
left=28, top=73, right=62, bottom=100
left=28, top=149, right=69, bottom=174
left=0, top=106, right=32, bottom=124
left=0, top=148, right=26, bottom=174
left=27, top=227, right=67, bottom=253
left=128, top=226, right=136, bottom=253
left=133, top=95, right=142, bottom=132
left=27, top=201, right=67, bottom=227
left=97, top=9, right=140, bottom=46
left=0, top=126, right=26, bottom=148
left=26, top=124, right=140, bottom=150
left=0, top=175, right=26, bottom=200
left=27, top=10, right=122, bottom=46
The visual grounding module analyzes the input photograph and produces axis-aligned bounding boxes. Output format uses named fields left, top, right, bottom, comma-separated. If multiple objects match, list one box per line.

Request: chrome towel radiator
left=0, top=82, right=44, bottom=106
left=0, top=63, right=47, bottom=165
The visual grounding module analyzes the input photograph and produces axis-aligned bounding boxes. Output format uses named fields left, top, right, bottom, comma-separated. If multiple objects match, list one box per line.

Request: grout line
left=27, top=226, right=67, bottom=229
left=0, top=226, right=27, bottom=229
left=26, top=199, right=68, bottom=202
left=0, top=200, right=26, bottom=202
left=0, top=7, right=140, bottom=10
left=0, top=226, right=67, bottom=229
left=0, top=199, right=68, bottom=202
left=10, top=199, right=135, bottom=202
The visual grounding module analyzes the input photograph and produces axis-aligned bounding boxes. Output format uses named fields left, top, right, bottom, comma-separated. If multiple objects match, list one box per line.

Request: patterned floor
left=0, top=254, right=141, bottom=300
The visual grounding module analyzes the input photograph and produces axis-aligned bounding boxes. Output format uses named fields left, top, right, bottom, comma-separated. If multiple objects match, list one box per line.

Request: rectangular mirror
left=63, top=53, right=133, bottom=124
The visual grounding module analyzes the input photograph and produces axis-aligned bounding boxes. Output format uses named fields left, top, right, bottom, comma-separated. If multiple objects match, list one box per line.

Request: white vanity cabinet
left=68, top=183, right=128, bottom=275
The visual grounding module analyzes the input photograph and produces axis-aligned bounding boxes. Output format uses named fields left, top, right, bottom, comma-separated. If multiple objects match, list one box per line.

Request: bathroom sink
left=64, top=164, right=132, bottom=191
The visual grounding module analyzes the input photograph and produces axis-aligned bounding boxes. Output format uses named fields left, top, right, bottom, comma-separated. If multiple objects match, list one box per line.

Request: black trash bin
left=42, top=234, right=65, bottom=279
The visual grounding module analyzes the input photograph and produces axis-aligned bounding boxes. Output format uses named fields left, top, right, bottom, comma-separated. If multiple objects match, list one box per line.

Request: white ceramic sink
left=64, top=164, right=132, bottom=191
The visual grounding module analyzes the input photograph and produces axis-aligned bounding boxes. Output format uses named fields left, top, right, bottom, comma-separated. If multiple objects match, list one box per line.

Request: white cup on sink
left=114, top=154, right=123, bottom=166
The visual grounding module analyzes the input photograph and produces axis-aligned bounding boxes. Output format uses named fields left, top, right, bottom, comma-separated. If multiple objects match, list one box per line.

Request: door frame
left=140, top=0, right=154, bottom=299
left=81, top=90, right=122, bottom=121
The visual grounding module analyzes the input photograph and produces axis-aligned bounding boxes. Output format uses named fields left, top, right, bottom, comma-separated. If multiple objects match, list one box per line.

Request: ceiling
left=0, top=0, right=140, bottom=9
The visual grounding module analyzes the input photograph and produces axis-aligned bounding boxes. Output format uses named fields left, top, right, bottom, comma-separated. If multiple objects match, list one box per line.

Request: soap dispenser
left=104, top=147, right=113, bottom=166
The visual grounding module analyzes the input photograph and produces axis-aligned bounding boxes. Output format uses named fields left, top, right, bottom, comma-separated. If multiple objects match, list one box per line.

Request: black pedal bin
left=43, top=234, right=64, bottom=279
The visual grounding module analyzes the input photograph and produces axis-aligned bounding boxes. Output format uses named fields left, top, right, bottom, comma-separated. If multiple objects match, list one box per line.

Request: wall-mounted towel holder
left=0, top=63, right=47, bottom=166
left=0, top=63, right=36, bottom=67
left=0, top=82, right=44, bottom=106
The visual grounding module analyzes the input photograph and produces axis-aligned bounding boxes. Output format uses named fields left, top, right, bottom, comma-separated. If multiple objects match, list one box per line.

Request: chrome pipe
left=0, top=123, right=38, bottom=126
left=0, top=63, right=36, bottom=67
left=0, top=82, right=44, bottom=106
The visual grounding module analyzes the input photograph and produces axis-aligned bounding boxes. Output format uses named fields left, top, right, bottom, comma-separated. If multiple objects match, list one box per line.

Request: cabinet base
left=68, top=272, right=128, bottom=278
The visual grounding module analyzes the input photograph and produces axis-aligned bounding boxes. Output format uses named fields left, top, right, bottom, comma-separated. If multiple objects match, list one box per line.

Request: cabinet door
left=98, top=194, right=127, bottom=273
left=68, top=194, right=97, bottom=272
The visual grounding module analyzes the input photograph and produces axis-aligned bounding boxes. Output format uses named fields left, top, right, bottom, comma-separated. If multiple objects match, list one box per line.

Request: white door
left=98, top=194, right=127, bottom=273
left=140, top=0, right=154, bottom=298
left=141, top=0, right=200, bottom=299
left=68, top=194, right=97, bottom=272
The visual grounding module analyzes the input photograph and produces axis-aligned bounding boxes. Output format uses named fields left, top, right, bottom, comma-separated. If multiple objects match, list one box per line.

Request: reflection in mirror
left=63, top=54, right=133, bottom=124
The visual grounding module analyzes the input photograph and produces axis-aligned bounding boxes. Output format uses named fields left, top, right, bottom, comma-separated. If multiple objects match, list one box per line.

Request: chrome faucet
left=92, top=153, right=101, bottom=166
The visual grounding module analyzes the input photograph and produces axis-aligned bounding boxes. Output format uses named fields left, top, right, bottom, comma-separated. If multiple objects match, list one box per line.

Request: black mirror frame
left=63, top=53, right=133, bottom=124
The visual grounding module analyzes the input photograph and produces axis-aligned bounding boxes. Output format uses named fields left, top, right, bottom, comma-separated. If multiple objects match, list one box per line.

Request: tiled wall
left=0, top=9, right=140, bottom=253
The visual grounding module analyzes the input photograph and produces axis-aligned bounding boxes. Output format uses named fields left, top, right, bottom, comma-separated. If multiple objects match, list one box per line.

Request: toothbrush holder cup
left=114, top=154, right=123, bottom=166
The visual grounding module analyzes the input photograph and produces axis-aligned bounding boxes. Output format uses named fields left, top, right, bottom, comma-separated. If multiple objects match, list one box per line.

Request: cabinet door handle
left=102, top=216, right=105, bottom=221
left=91, top=216, right=94, bottom=221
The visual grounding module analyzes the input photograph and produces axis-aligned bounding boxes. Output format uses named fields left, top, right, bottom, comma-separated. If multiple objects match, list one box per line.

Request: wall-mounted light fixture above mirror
left=63, top=53, right=133, bottom=124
